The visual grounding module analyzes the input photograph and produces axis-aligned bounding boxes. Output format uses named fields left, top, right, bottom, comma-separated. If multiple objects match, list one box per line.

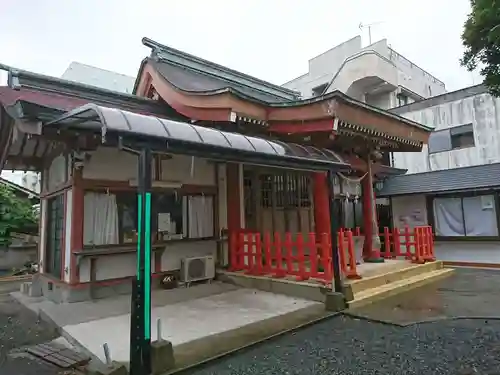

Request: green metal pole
left=130, top=147, right=152, bottom=375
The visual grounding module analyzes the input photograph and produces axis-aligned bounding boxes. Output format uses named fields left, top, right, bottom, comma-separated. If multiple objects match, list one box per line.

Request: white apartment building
left=61, top=62, right=136, bottom=94
left=378, top=85, right=500, bottom=267
left=283, top=36, right=446, bottom=109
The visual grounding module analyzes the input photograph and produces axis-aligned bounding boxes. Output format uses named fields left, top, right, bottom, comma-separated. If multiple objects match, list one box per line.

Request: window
left=312, top=83, right=328, bottom=97
left=83, top=191, right=214, bottom=246
left=428, top=124, right=475, bottom=154
left=397, top=94, right=409, bottom=106
left=433, top=195, right=498, bottom=237
left=45, top=195, right=65, bottom=278
left=450, top=124, right=475, bottom=149
left=381, top=152, right=391, bottom=166
left=261, top=173, right=311, bottom=208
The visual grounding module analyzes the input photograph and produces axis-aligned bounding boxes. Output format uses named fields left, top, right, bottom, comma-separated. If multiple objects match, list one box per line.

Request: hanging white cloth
left=433, top=198, right=465, bottom=236
left=463, top=196, right=498, bottom=236
left=83, top=192, right=120, bottom=245
left=187, top=195, right=214, bottom=238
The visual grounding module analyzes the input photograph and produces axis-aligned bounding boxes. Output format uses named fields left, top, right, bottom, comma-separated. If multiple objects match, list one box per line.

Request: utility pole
left=359, top=21, right=385, bottom=45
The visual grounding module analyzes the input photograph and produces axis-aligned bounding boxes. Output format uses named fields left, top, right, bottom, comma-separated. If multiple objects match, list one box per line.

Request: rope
left=336, top=171, right=368, bottom=183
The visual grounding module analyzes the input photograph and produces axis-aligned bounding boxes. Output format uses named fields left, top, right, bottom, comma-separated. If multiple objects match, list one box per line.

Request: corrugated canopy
left=44, top=104, right=350, bottom=172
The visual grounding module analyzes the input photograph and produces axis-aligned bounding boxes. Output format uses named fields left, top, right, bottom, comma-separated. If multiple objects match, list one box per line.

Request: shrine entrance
left=243, top=166, right=315, bottom=237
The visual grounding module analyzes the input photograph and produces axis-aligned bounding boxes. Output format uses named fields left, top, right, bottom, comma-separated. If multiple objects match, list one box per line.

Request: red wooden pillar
left=226, top=163, right=241, bottom=231
left=313, top=172, right=331, bottom=239
left=361, top=159, right=383, bottom=262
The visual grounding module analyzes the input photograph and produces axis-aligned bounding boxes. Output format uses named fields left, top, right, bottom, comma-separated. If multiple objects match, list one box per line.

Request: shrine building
left=0, top=38, right=434, bottom=303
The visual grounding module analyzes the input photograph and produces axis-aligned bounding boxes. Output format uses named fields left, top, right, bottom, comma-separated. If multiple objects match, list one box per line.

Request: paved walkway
left=181, top=268, right=500, bottom=375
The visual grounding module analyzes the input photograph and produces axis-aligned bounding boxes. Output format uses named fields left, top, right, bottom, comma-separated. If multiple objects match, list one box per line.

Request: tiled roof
left=139, top=37, right=301, bottom=103
left=378, top=162, right=500, bottom=196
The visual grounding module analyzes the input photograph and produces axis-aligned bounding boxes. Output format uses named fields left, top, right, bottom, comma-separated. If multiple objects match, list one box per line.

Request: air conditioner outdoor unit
left=180, top=256, right=215, bottom=284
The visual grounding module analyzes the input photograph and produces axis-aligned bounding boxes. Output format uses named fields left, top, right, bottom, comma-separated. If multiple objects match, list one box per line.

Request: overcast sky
left=0, top=0, right=481, bottom=92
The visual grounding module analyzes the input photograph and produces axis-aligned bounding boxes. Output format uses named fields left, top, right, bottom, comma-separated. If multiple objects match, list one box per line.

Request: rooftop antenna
left=359, top=21, right=385, bottom=45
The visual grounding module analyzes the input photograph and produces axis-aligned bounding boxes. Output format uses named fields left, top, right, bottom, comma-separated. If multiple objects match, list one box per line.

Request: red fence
left=229, top=231, right=335, bottom=284
left=228, top=226, right=435, bottom=284
left=342, top=225, right=436, bottom=264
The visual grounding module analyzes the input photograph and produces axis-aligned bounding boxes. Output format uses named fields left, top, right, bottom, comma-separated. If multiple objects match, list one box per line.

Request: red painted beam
left=268, top=118, right=336, bottom=134
left=168, top=101, right=233, bottom=122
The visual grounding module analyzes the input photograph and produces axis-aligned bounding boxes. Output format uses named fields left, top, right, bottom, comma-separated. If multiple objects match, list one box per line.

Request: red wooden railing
left=229, top=231, right=334, bottom=284
left=228, top=226, right=435, bottom=283
left=341, top=225, right=436, bottom=263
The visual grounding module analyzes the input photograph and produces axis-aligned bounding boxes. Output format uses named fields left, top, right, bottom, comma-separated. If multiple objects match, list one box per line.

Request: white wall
left=1, top=170, right=41, bottom=194
left=61, top=62, right=136, bottom=94
left=284, top=36, right=362, bottom=97
left=393, top=92, right=500, bottom=174
left=435, top=242, right=500, bottom=265
left=282, top=36, right=445, bottom=103
left=388, top=47, right=446, bottom=98
left=391, top=195, right=428, bottom=229
left=83, top=147, right=215, bottom=185
left=78, top=241, right=217, bottom=282
left=45, top=153, right=68, bottom=192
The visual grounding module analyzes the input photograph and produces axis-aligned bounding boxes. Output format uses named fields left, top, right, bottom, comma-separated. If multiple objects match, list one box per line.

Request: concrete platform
left=219, top=260, right=454, bottom=309
left=11, top=281, right=324, bottom=367
left=345, top=261, right=454, bottom=308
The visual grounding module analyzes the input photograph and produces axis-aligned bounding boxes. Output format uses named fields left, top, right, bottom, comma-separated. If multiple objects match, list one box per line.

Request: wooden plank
left=25, top=342, right=90, bottom=368
left=42, top=353, right=74, bottom=368
left=52, top=350, right=88, bottom=366
left=38, top=342, right=61, bottom=353
left=57, top=348, right=89, bottom=362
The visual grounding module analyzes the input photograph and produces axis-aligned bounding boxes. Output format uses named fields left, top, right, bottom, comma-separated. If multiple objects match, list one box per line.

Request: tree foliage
left=0, top=184, right=38, bottom=247
left=461, top=0, right=500, bottom=96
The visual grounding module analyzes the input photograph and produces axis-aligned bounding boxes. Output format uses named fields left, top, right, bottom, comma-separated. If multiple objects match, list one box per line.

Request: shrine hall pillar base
left=361, top=159, right=384, bottom=263
left=313, top=172, right=331, bottom=239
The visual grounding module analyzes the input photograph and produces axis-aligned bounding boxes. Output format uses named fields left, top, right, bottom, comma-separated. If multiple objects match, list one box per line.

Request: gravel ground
left=0, top=282, right=71, bottom=375
left=183, top=315, right=500, bottom=375
left=181, top=268, right=500, bottom=375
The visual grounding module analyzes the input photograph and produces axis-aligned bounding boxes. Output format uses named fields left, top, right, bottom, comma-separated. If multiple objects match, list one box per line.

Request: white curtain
left=187, top=196, right=214, bottom=238
left=433, top=198, right=465, bottom=236
left=83, top=192, right=120, bottom=245
left=463, top=195, right=498, bottom=236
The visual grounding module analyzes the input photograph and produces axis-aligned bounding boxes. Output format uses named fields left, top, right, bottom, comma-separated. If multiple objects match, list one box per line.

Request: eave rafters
left=267, top=116, right=422, bottom=150
left=338, top=121, right=422, bottom=148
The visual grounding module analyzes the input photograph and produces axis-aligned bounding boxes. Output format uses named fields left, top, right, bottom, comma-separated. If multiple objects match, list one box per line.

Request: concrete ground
left=13, top=281, right=322, bottom=364
left=179, top=268, right=500, bottom=375
left=0, top=281, right=76, bottom=375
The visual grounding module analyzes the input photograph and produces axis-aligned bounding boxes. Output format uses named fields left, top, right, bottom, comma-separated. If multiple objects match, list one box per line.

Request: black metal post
left=326, top=169, right=343, bottom=294
left=129, top=147, right=152, bottom=375
left=129, top=279, right=140, bottom=375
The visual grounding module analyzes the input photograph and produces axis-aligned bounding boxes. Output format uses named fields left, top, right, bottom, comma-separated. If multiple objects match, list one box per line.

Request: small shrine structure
left=0, top=38, right=431, bottom=302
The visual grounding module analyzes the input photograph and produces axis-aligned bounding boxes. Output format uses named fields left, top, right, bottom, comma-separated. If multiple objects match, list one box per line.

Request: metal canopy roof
left=44, top=104, right=350, bottom=172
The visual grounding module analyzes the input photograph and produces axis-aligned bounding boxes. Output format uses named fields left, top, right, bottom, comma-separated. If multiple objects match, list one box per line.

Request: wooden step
left=348, top=268, right=454, bottom=309
left=346, top=261, right=444, bottom=296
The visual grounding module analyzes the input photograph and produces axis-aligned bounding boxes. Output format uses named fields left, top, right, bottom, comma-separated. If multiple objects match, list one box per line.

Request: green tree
left=0, top=184, right=38, bottom=247
left=461, top=0, right=500, bottom=96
